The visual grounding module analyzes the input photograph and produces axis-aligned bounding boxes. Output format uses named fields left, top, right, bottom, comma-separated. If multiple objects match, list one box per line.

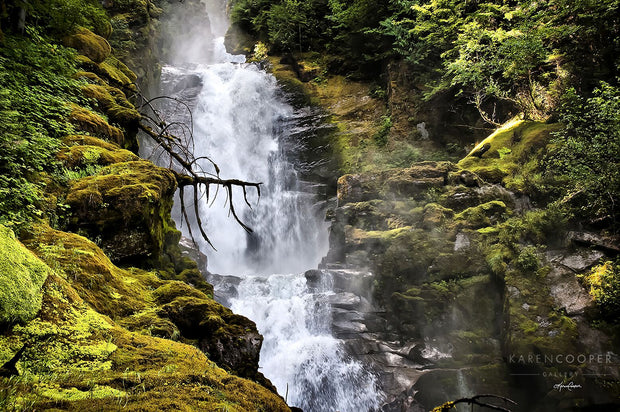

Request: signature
left=553, top=382, right=582, bottom=392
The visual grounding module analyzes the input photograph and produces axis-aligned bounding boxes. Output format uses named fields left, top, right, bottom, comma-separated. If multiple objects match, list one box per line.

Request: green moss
left=23, top=224, right=158, bottom=319
left=63, top=27, right=111, bottom=64
left=153, top=281, right=209, bottom=304
left=455, top=200, right=508, bottom=228
left=458, top=120, right=562, bottom=192
left=119, top=308, right=180, bottom=340
left=0, top=225, right=52, bottom=325
left=81, top=83, right=141, bottom=125
left=37, top=384, right=126, bottom=402
left=98, top=55, right=138, bottom=89
left=57, top=142, right=138, bottom=169
left=63, top=160, right=177, bottom=264
left=69, top=104, right=125, bottom=144
left=422, top=203, right=454, bottom=229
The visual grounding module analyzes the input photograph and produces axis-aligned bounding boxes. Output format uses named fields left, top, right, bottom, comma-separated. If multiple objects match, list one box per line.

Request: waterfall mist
left=145, top=1, right=384, bottom=410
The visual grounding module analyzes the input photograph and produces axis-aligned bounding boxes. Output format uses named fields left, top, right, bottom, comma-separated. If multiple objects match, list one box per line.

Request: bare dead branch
left=432, top=394, right=517, bottom=412
left=137, top=97, right=261, bottom=249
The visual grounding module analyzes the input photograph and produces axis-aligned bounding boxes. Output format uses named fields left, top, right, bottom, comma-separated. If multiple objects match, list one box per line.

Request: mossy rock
left=458, top=119, right=562, bottom=190
left=118, top=308, right=180, bottom=340
left=63, top=27, right=111, bottom=63
left=65, top=160, right=177, bottom=265
left=0, top=225, right=51, bottom=325
left=74, top=70, right=107, bottom=85
left=22, top=224, right=161, bottom=319
left=422, top=203, right=454, bottom=230
left=1, top=251, right=288, bottom=411
left=57, top=141, right=138, bottom=169
left=69, top=104, right=125, bottom=145
left=153, top=281, right=209, bottom=305
left=455, top=200, right=508, bottom=229
left=81, top=83, right=141, bottom=125
left=337, top=161, right=456, bottom=205
left=98, top=55, right=138, bottom=88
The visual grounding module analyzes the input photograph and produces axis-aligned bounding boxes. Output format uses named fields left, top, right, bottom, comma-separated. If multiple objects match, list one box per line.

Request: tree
left=545, top=81, right=620, bottom=231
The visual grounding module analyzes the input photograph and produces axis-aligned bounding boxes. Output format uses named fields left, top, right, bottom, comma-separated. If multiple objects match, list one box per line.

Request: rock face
left=322, top=122, right=619, bottom=410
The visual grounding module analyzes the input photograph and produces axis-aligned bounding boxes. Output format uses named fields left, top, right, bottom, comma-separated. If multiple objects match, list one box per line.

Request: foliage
left=231, top=0, right=331, bottom=53
left=545, top=82, right=620, bottom=230
left=373, top=115, right=392, bottom=146
left=581, top=260, right=620, bottom=321
left=231, top=0, right=618, bottom=119
left=23, top=0, right=109, bottom=35
left=0, top=29, right=84, bottom=225
left=382, top=0, right=618, bottom=121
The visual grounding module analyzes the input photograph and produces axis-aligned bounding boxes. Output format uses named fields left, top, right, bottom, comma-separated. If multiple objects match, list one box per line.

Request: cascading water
left=149, top=1, right=383, bottom=410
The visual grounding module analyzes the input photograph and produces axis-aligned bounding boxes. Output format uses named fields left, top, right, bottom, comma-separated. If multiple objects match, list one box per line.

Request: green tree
left=545, top=81, right=620, bottom=230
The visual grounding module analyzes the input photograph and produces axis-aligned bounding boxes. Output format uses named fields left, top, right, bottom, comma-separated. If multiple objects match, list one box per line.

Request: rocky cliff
left=266, top=54, right=619, bottom=411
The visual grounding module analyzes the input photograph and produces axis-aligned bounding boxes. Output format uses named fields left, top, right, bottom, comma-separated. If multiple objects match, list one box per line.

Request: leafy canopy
left=545, top=81, right=620, bottom=230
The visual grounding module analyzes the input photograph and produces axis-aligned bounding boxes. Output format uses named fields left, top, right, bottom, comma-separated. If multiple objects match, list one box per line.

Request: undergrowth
left=0, top=28, right=87, bottom=226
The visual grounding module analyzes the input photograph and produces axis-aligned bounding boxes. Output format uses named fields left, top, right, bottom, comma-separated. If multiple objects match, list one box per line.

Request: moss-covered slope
left=0, top=2, right=289, bottom=410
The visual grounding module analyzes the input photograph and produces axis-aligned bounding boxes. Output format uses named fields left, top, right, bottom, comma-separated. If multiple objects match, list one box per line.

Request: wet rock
left=545, top=250, right=600, bottom=315
left=568, top=231, right=620, bottom=254
left=454, top=232, right=471, bottom=251
left=337, top=162, right=458, bottom=205
left=159, top=293, right=263, bottom=379
left=329, top=292, right=366, bottom=310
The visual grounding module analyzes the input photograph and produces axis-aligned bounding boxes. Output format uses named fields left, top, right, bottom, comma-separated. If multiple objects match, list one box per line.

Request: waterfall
left=150, top=1, right=383, bottom=410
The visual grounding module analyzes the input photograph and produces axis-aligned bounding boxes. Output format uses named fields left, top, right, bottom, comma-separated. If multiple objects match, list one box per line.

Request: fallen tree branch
left=138, top=107, right=261, bottom=248
left=432, top=394, right=517, bottom=412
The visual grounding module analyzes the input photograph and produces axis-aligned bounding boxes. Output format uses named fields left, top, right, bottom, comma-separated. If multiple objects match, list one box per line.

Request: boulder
left=65, top=160, right=177, bottom=266
left=0, top=225, right=51, bottom=325
left=63, top=27, right=111, bottom=63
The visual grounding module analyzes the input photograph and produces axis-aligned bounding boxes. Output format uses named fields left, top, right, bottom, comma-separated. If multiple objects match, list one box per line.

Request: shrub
left=581, top=261, right=620, bottom=321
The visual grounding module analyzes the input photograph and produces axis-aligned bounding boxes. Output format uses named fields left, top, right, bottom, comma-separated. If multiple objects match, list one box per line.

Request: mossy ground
left=1, top=222, right=288, bottom=411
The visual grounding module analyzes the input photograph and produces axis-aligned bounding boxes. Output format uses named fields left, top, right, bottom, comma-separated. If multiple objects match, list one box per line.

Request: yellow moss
left=4, top=222, right=288, bottom=411
left=57, top=144, right=138, bottom=168
left=23, top=225, right=157, bottom=319
left=153, top=281, right=210, bottom=304
left=63, top=134, right=122, bottom=151
left=81, top=83, right=141, bottom=124
left=74, top=71, right=106, bottom=85
left=454, top=201, right=508, bottom=229
left=118, top=308, right=180, bottom=340
left=63, top=27, right=111, bottom=64
left=37, top=384, right=126, bottom=402
left=69, top=104, right=125, bottom=144
left=99, top=55, right=138, bottom=89
left=458, top=119, right=562, bottom=189
left=0, top=225, right=52, bottom=325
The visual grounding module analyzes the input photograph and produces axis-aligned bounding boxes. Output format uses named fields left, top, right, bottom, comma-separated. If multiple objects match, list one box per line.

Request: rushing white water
left=231, top=272, right=382, bottom=411
left=151, top=1, right=383, bottom=410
